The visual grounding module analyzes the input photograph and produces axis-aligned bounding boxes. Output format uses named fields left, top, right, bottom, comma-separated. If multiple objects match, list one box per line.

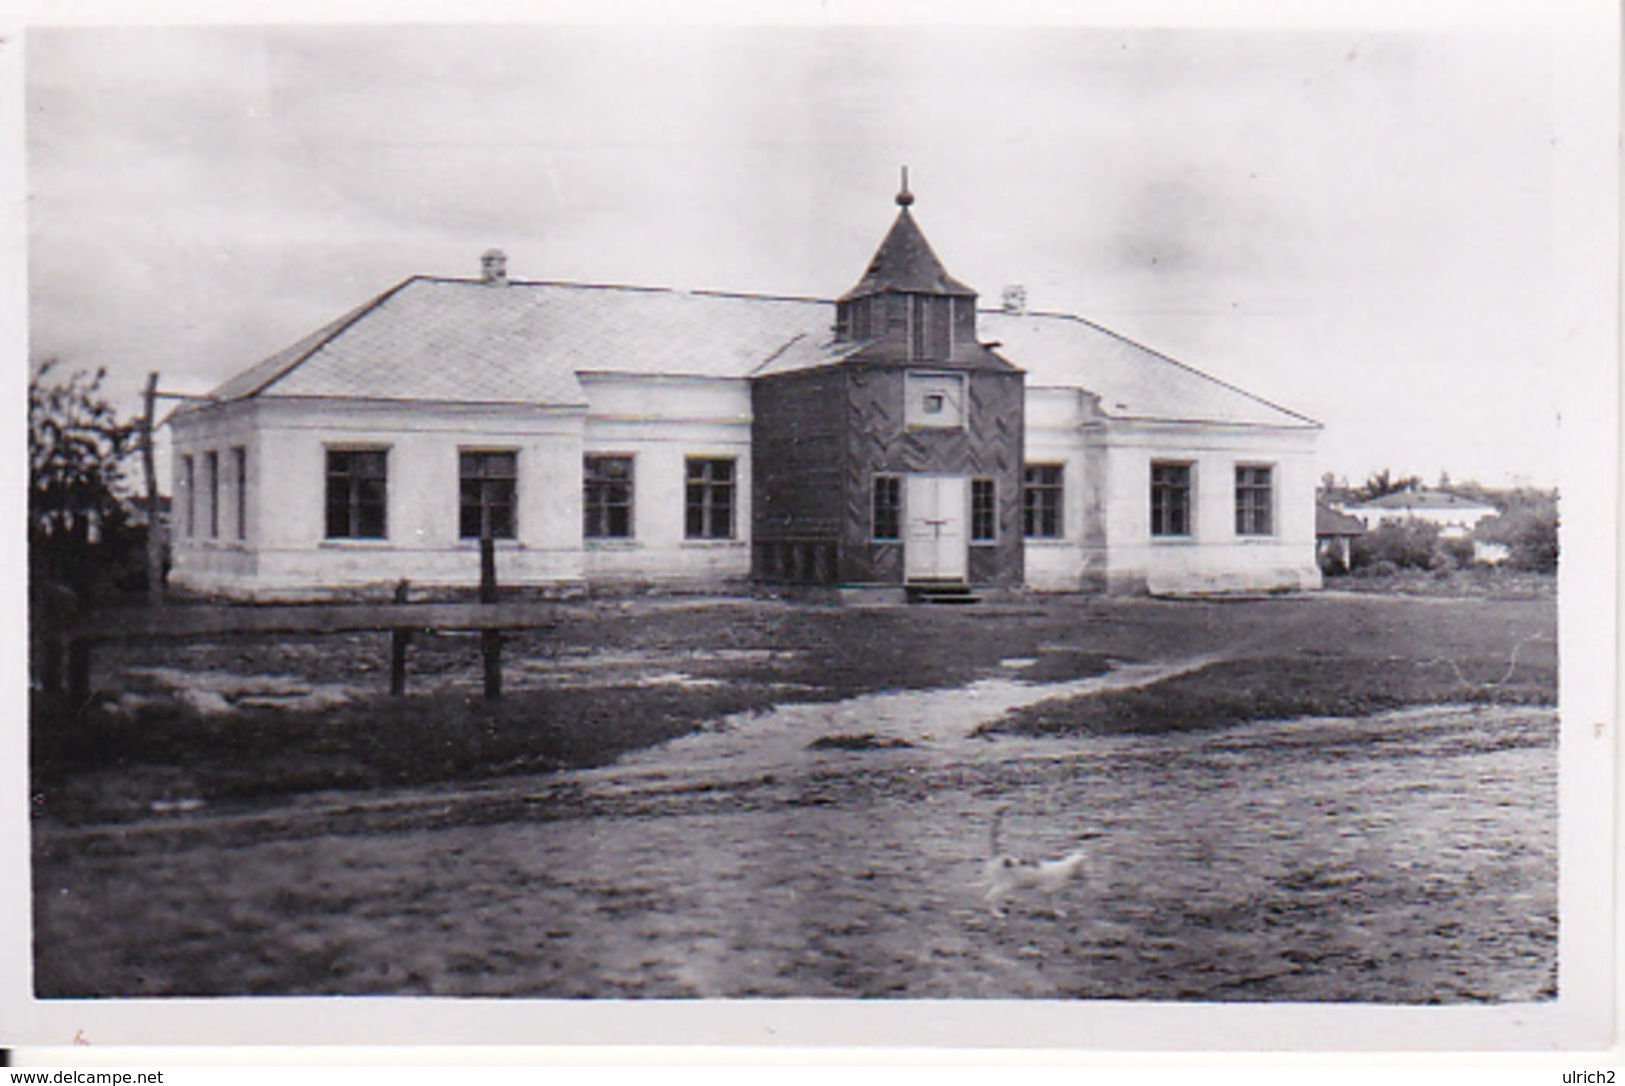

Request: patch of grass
left=29, top=679, right=781, bottom=820
left=1330, top=568, right=1556, bottom=601
left=807, top=733, right=914, bottom=752
left=982, top=655, right=1556, bottom=739
left=35, top=590, right=1557, bottom=818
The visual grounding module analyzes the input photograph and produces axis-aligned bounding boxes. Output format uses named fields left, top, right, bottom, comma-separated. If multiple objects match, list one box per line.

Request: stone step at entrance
left=905, top=581, right=981, bottom=606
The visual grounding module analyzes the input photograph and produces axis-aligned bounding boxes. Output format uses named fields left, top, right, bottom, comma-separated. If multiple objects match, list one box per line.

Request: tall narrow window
left=325, top=449, right=388, bottom=539
left=584, top=455, right=633, bottom=539
left=685, top=458, right=735, bottom=540
left=873, top=475, right=901, bottom=541
left=1236, top=465, right=1274, bottom=536
left=182, top=455, right=195, bottom=538
left=233, top=447, right=247, bottom=541
left=971, top=478, right=997, bottom=542
left=1151, top=462, right=1193, bottom=537
left=910, top=296, right=951, bottom=359
left=460, top=450, right=518, bottom=540
left=1023, top=464, right=1063, bottom=539
left=205, top=451, right=220, bottom=539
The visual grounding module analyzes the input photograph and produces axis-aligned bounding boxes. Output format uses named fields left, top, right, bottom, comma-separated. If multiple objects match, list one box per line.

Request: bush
left=1350, top=520, right=1443, bottom=572
left=1477, top=508, right=1558, bottom=573
left=1436, top=536, right=1476, bottom=571
left=1317, top=547, right=1349, bottom=577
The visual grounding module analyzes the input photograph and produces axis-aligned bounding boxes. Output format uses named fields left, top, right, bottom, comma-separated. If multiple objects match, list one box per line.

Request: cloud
left=24, top=22, right=1580, bottom=484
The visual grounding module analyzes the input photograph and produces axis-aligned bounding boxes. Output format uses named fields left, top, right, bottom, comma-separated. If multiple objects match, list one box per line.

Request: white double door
left=904, top=474, right=968, bottom=583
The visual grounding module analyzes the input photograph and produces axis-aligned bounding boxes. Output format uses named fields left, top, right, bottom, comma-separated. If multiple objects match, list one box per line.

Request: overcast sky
left=22, top=7, right=1616, bottom=488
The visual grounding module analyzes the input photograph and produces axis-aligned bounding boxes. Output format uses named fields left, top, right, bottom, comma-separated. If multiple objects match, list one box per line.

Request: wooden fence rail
left=51, top=599, right=559, bottom=707
left=66, top=601, right=558, bottom=642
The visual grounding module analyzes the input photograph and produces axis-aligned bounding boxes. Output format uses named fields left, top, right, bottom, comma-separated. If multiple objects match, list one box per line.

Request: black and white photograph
left=4, top=0, right=1617, bottom=1057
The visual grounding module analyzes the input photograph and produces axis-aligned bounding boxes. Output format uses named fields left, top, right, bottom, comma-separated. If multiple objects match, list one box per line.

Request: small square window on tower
left=905, top=372, right=965, bottom=429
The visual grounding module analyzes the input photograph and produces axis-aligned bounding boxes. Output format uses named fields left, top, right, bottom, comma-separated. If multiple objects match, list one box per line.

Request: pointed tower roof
left=838, top=171, right=977, bottom=302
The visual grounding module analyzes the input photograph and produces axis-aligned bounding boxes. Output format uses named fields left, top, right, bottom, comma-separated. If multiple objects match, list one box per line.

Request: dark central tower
left=751, top=176, right=1026, bottom=591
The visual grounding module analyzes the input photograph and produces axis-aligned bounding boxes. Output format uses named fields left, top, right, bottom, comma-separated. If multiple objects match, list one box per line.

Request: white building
left=167, top=186, right=1323, bottom=600
left=1342, top=490, right=1501, bottom=540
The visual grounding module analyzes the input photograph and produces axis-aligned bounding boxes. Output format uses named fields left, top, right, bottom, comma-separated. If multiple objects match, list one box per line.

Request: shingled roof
left=837, top=207, right=977, bottom=302
left=194, top=277, right=834, bottom=409
left=191, top=275, right=1315, bottom=430
left=978, top=309, right=1319, bottom=429
left=1346, top=490, right=1498, bottom=514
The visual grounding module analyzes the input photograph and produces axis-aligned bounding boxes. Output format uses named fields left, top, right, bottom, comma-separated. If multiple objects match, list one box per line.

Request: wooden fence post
left=67, top=638, right=92, bottom=709
left=40, top=631, right=63, bottom=695
left=389, top=578, right=411, bottom=696
left=480, top=518, right=501, bottom=700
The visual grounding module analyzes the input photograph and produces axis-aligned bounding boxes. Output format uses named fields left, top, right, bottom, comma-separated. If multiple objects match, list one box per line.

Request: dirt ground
left=32, top=592, right=1558, bottom=1001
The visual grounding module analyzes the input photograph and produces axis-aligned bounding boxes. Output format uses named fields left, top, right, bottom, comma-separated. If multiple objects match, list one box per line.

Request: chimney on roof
left=1001, top=285, right=1027, bottom=315
left=480, top=248, right=508, bottom=285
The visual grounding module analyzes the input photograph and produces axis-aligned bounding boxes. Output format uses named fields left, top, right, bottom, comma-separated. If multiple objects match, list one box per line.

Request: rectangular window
left=685, top=458, right=736, bottom=540
left=460, top=450, right=518, bottom=540
left=1151, top=462, right=1193, bottom=537
left=971, top=478, right=997, bottom=542
left=205, top=451, right=220, bottom=539
left=233, top=447, right=247, bottom=541
left=1236, top=465, right=1274, bottom=536
left=182, top=455, right=195, bottom=538
left=1023, top=464, right=1063, bottom=539
left=873, top=475, right=901, bottom=541
left=325, top=448, right=388, bottom=539
left=584, top=455, right=634, bottom=539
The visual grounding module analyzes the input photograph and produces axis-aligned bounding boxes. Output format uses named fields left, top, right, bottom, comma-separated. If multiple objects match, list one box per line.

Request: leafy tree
left=1475, top=489, right=1559, bottom=572
left=1350, top=469, right=1423, bottom=503
left=29, top=360, right=139, bottom=599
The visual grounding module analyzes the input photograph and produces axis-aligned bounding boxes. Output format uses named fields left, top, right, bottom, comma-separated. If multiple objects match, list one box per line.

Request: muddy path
left=33, top=657, right=1557, bottom=1002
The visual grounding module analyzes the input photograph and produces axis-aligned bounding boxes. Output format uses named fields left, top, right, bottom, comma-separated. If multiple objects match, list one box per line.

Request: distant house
left=1342, top=489, right=1500, bottom=541
left=1314, top=503, right=1366, bottom=572
left=166, top=181, right=1323, bottom=600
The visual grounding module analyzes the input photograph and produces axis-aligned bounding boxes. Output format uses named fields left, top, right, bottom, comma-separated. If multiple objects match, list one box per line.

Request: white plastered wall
left=1098, top=420, right=1323, bottom=595
left=578, top=374, right=753, bottom=585
left=1022, top=387, right=1109, bottom=591
left=168, top=397, right=587, bottom=600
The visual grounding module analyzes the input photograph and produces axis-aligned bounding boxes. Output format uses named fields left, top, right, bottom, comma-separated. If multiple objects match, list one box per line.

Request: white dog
left=983, top=806, right=1100, bottom=918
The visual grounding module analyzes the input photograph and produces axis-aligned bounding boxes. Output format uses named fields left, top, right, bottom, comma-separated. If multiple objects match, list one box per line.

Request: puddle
left=585, top=655, right=1223, bottom=789
left=475, top=647, right=803, bottom=692
left=120, top=667, right=360, bottom=716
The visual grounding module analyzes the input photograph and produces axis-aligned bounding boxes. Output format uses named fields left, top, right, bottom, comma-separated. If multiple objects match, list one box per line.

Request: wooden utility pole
left=140, top=372, right=165, bottom=604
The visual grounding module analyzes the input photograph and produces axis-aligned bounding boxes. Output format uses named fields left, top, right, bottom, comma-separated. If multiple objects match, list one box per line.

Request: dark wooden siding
left=751, top=368, right=847, bottom=583
left=839, top=364, right=1024, bottom=586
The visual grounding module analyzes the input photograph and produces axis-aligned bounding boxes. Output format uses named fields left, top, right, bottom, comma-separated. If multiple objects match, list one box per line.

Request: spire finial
left=896, top=166, right=914, bottom=207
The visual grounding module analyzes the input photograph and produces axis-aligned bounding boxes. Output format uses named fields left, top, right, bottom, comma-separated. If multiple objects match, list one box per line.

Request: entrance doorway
left=904, top=474, right=968, bottom=582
